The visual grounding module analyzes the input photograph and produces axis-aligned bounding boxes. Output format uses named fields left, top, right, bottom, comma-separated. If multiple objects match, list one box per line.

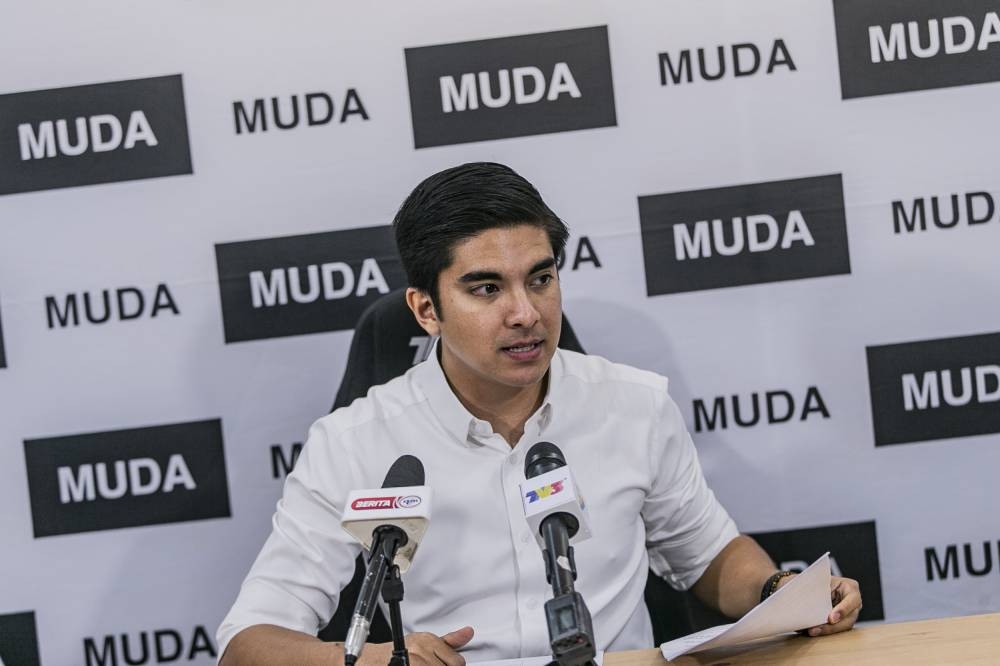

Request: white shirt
left=217, top=348, right=738, bottom=660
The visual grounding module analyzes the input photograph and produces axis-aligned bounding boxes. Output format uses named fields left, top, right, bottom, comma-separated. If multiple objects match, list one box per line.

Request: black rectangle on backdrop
left=751, top=520, right=884, bottom=622
left=0, top=611, right=41, bottom=666
left=0, top=74, right=192, bottom=195
left=24, top=419, right=230, bottom=537
left=0, top=297, right=6, bottom=368
left=215, top=225, right=406, bottom=343
left=834, top=0, right=1000, bottom=99
left=405, top=26, right=617, bottom=148
left=866, top=332, right=1000, bottom=446
left=638, top=174, right=851, bottom=295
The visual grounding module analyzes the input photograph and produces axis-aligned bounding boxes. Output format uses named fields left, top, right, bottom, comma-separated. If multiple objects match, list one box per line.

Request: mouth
left=500, top=340, right=544, bottom=359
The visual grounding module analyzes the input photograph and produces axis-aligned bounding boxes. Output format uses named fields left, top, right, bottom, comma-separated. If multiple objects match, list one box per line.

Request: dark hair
left=392, top=162, right=569, bottom=317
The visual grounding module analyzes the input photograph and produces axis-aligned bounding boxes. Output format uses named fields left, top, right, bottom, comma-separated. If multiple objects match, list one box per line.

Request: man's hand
left=361, top=627, right=475, bottom=666
left=778, top=575, right=862, bottom=637
left=806, top=576, right=862, bottom=636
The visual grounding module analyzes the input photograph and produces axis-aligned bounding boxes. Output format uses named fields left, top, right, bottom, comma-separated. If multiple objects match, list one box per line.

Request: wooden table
left=605, top=613, right=1000, bottom=665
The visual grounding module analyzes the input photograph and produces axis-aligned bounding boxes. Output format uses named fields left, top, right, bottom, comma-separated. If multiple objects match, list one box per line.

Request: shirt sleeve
left=216, top=417, right=363, bottom=657
left=642, top=391, right=739, bottom=591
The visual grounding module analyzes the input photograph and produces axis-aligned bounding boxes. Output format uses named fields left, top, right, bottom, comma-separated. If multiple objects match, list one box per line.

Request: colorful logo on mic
left=351, top=495, right=422, bottom=510
left=524, top=479, right=565, bottom=503
left=395, top=495, right=422, bottom=508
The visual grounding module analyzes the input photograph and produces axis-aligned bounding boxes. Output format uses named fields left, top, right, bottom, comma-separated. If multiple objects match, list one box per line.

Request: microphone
left=341, top=455, right=431, bottom=666
left=521, top=442, right=596, bottom=666
left=522, top=442, right=592, bottom=559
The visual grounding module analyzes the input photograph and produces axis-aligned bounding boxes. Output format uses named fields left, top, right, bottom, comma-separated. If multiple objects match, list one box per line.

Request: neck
left=446, top=373, right=547, bottom=447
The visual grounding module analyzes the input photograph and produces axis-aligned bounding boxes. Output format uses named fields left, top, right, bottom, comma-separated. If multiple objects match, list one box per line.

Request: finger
left=441, top=626, right=474, bottom=649
left=808, top=605, right=861, bottom=637
left=432, top=642, right=466, bottom=666
left=828, top=579, right=862, bottom=625
left=404, top=633, right=447, bottom=663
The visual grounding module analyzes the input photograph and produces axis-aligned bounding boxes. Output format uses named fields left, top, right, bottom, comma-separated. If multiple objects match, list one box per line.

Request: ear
left=405, top=287, right=440, bottom=337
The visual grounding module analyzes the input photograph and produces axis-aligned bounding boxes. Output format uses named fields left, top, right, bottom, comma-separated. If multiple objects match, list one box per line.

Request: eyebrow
left=458, top=257, right=556, bottom=284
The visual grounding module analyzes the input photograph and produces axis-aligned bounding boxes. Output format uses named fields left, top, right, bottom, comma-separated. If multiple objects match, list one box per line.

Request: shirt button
left=526, top=598, right=539, bottom=610
left=520, top=532, right=530, bottom=544
left=508, top=453, right=519, bottom=466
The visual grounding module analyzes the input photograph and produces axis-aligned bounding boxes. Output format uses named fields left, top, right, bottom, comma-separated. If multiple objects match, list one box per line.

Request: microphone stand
left=375, top=527, right=410, bottom=666
left=382, top=562, right=409, bottom=666
left=540, top=516, right=596, bottom=666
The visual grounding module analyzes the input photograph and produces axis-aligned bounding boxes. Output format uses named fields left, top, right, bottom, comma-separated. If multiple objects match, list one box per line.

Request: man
left=217, top=163, right=861, bottom=665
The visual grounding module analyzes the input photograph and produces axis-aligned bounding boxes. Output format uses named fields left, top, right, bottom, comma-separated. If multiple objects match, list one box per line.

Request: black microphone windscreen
left=382, top=455, right=425, bottom=488
left=525, top=441, right=566, bottom=479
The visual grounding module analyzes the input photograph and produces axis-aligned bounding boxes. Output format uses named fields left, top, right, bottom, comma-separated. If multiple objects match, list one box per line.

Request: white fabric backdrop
left=1, top=1, right=998, bottom=663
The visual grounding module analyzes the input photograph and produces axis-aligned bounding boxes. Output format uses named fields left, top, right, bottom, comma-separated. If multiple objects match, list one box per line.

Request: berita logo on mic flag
left=350, top=495, right=422, bottom=510
left=396, top=495, right=422, bottom=508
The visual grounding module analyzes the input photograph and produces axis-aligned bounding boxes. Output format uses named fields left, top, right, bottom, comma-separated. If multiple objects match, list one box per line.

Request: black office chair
left=318, top=288, right=723, bottom=644
left=330, top=288, right=585, bottom=413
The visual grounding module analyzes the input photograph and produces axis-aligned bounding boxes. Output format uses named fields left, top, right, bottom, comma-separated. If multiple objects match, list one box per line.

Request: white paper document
left=470, top=652, right=603, bottom=666
left=659, top=552, right=833, bottom=661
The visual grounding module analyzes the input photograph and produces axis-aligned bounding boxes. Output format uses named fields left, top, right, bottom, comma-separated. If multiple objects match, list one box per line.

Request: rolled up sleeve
left=642, top=393, right=739, bottom=591
left=217, top=418, right=362, bottom=657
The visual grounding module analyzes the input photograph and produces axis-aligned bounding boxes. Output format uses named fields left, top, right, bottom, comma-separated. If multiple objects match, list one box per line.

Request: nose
left=505, top=287, right=540, bottom=328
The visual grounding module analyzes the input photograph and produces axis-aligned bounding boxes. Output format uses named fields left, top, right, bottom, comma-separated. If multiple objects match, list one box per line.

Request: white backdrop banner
left=1, top=1, right=998, bottom=663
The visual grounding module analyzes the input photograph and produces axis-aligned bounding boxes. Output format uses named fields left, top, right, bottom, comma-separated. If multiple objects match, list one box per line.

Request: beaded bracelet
left=760, top=570, right=795, bottom=603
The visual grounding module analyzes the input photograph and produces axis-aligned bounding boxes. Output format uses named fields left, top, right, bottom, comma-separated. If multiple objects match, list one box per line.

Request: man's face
left=408, top=224, right=562, bottom=403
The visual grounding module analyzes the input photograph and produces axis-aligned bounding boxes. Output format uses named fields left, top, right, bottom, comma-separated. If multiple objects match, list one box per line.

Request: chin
left=503, top=367, right=549, bottom=388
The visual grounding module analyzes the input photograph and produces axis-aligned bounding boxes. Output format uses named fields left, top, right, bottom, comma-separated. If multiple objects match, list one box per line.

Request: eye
left=531, top=273, right=555, bottom=287
left=470, top=283, right=499, bottom=296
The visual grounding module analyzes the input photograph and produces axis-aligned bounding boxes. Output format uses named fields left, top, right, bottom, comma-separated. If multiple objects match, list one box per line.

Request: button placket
left=502, top=451, right=534, bottom=655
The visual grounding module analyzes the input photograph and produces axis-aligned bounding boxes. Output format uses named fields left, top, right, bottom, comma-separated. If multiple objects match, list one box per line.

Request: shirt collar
left=412, top=340, right=562, bottom=447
